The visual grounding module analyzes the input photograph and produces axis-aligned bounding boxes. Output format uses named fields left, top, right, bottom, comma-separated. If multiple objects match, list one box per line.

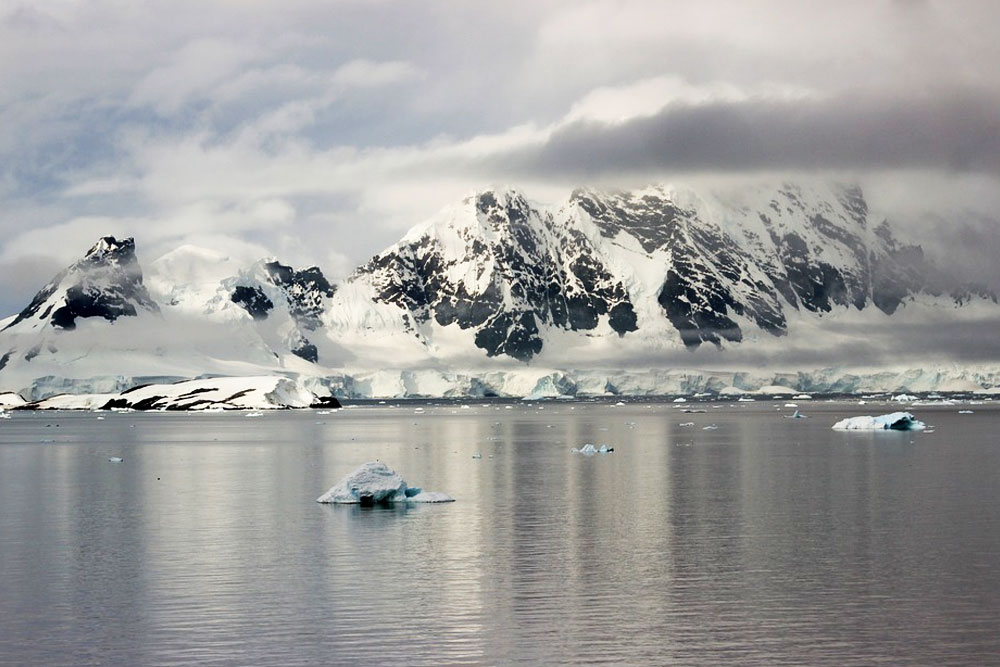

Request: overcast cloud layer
left=2, top=0, right=999, bottom=317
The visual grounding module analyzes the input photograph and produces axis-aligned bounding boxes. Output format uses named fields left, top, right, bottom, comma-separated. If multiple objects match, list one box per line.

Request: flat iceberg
left=832, top=412, right=926, bottom=431
left=572, top=444, right=614, bottom=455
left=316, top=461, right=454, bottom=504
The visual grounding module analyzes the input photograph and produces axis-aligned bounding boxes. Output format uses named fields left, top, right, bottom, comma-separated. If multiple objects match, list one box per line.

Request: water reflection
left=1, top=403, right=999, bottom=665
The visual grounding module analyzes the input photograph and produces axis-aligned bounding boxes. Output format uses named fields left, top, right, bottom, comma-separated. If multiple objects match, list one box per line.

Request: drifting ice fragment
left=316, top=461, right=454, bottom=504
left=786, top=410, right=807, bottom=419
left=108, top=457, right=124, bottom=463
left=831, top=412, right=926, bottom=431
left=572, top=444, right=614, bottom=455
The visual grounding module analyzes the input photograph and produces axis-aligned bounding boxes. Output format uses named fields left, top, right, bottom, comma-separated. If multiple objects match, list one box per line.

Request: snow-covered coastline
left=14, top=376, right=341, bottom=411
left=4, top=364, right=999, bottom=406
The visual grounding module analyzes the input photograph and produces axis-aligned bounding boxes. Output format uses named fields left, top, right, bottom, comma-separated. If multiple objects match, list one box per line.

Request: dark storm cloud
left=503, top=88, right=1000, bottom=177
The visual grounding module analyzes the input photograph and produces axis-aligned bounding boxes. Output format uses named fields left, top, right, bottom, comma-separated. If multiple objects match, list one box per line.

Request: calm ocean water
left=1, top=400, right=998, bottom=666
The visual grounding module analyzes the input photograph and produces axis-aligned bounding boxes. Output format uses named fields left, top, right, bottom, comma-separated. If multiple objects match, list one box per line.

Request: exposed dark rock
left=359, top=189, right=638, bottom=359
left=231, top=285, right=273, bottom=321
left=263, top=261, right=335, bottom=330
left=292, top=340, right=318, bottom=363
left=6, top=236, right=158, bottom=332
left=310, top=395, right=343, bottom=409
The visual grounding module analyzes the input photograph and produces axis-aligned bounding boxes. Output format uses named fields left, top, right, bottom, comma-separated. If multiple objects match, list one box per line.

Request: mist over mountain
left=2, top=182, right=998, bottom=398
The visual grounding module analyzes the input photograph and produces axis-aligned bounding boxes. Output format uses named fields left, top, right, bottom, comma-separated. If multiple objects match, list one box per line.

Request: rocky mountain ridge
left=0, top=182, right=996, bottom=397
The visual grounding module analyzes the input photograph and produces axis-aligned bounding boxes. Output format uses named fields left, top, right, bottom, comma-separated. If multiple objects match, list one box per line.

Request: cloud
left=330, top=59, right=423, bottom=88
left=500, top=87, right=1000, bottom=177
left=128, top=39, right=257, bottom=115
left=1, top=0, right=999, bottom=323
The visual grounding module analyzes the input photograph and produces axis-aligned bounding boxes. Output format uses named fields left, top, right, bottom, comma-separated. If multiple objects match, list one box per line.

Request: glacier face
left=1, top=183, right=998, bottom=399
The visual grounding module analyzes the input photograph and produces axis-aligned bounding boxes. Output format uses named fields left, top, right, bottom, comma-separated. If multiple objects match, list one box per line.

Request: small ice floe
left=317, top=461, right=454, bottom=505
left=792, top=394, right=812, bottom=400
left=472, top=452, right=483, bottom=459
left=892, top=394, right=919, bottom=402
left=0, top=411, right=10, bottom=420
left=572, top=444, right=614, bottom=455
left=784, top=403, right=798, bottom=408
left=679, top=422, right=695, bottom=427
left=832, top=412, right=926, bottom=431
left=108, top=457, right=124, bottom=463
left=785, top=409, right=807, bottom=419
left=958, top=410, right=974, bottom=414
left=737, top=397, right=755, bottom=402
left=702, top=424, right=718, bottom=430
left=245, top=411, right=263, bottom=418
left=614, top=401, right=626, bottom=406
left=672, top=397, right=687, bottom=403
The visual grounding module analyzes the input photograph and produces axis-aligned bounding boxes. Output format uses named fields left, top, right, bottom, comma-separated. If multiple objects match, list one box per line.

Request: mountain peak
left=84, top=236, right=135, bottom=261
left=2, top=235, right=157, bottom=333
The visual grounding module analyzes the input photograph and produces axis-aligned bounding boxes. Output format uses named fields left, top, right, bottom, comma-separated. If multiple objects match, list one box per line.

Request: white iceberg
left=572, top=443, right=614, bottom=455
left=316, top=461, right=454, bottom=504
left=892, top=394, right=919, bottom=402
left=831, top=412, right=926, bottom=431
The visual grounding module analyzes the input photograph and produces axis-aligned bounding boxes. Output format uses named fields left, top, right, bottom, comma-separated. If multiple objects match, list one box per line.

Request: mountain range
left=2, top=182, right=998, bottom=399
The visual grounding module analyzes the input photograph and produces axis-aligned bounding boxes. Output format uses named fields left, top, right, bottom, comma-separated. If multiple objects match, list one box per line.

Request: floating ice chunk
left=679, top=422, right=695, bottom=427
left=792, top=394, right=812, bottom=400
left=832, top=412, right=926, bottom=431
left=572, top=443, right=614, bottom=455
left=317, top=461, right=454, bottom=504
left=892, top=394, right=919, bottom=402
left=958, top=410, right=974, bottom=414
left=108, top=456, right=124, bottom=463
left=672, top=397, right=687, bottom=403
left=702, top=424, right=718, bottom=430
left=786, top=409, right=807, bottom=419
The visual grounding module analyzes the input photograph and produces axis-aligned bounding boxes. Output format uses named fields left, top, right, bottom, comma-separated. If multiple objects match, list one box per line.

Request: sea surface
left=1, top=399, right=999, bottom=666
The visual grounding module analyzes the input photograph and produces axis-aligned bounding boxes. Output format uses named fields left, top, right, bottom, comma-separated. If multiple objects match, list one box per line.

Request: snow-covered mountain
left=1, top=182, right=998, bottom=399
left=327, top=182, right=993, bottom=365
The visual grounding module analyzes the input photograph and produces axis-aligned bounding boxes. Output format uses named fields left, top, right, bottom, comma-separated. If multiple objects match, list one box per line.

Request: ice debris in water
left=316, top=461, right=454, bottom=505
left=108, top=457, right=124, bottom=463
left=831, top=412, right=926, bottom=431
left=572, top=444, right=614, bottom=455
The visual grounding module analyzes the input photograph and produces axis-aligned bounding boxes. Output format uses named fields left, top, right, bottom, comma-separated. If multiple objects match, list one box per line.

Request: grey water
left=1, top=400, right=999, bottom=666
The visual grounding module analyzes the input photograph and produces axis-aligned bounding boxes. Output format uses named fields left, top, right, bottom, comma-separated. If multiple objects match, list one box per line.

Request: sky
left=2, top=0, right=999, bottom=317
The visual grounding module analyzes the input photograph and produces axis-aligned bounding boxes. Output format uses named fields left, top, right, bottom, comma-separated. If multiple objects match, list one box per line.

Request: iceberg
left=831, top=412, right=926, bottom=431
left=572, top=444, right=614, bottom=455
left=316, top=461, right=454, bottom=504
